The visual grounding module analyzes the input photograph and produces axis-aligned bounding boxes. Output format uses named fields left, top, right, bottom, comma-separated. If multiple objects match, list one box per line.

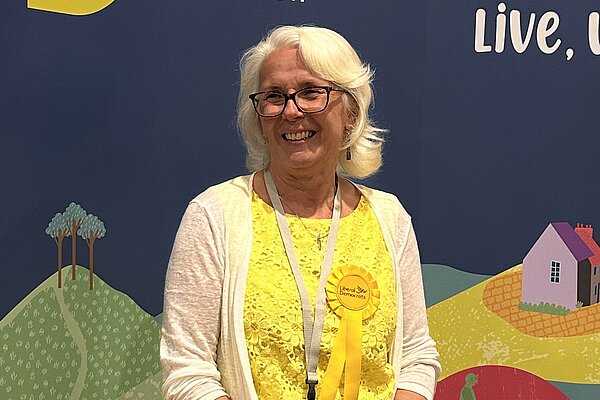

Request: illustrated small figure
left=459, top=373, right=478, bottom=400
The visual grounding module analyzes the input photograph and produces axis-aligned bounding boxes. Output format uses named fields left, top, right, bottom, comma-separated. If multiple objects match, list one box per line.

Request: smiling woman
left=253, top=46, right=350, bottom=183
left=238, top=25, right=385, bottom=180
left=160, top=25, right=441, bottom=400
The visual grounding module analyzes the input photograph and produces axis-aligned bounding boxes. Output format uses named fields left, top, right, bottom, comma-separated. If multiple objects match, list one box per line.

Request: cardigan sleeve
left=394, top=222, right=442, bottom=400
left=160, top=200, right=229, bottom=400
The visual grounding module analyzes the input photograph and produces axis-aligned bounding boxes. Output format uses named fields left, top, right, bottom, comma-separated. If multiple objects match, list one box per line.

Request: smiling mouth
left=282, top=131, right=316, bottom=141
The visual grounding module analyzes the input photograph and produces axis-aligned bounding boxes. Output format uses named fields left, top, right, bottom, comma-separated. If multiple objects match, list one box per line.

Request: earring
left=344, top=128, right=353, bottom=161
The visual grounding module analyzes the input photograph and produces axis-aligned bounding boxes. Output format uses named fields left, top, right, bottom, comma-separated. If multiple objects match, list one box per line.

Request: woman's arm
left=393, top=222, right=441, bottom=400
left=160, top=200, right=229, bottom=400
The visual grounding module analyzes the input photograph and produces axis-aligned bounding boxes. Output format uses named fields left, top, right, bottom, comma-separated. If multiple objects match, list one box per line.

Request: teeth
left=284, top=131, right=314, bottom=141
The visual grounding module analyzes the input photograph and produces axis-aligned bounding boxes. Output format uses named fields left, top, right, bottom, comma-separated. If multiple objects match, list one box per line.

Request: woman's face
left=258, top=47, right=352, bottom=176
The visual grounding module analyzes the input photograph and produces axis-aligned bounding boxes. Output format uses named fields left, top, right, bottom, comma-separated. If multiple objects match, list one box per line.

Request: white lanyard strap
left=264, top=169, right=342, bottom=399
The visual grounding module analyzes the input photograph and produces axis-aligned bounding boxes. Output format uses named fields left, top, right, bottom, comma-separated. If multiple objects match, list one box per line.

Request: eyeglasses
left=249, top=86, right=345, bottom=117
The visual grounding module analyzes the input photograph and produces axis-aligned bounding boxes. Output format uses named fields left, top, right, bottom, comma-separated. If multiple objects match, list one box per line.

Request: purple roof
left=551, top=222, right=594, bottom=261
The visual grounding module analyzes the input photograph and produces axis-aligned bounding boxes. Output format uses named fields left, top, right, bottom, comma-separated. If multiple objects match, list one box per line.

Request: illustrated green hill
left=0, top=266, right=161, bottom=399
left=5, top=263, right=596, bottom=400
left=421, top=263, right=490, bottom=307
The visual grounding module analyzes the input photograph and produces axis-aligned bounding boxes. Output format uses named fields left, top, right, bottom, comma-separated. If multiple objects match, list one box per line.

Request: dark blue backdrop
left=2, top=0, right=600, bottom=318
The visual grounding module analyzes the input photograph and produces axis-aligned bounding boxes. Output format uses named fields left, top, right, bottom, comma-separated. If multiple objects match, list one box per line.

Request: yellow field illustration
left=428, top=265, right=600, bottom=383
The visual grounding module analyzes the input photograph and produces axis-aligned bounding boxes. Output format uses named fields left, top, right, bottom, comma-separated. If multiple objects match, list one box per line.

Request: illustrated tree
left=64, top=202, right=87, bottom=280
left=78, top=214, right=106, bottom=290
left=45, top=212, right=70, bottom=288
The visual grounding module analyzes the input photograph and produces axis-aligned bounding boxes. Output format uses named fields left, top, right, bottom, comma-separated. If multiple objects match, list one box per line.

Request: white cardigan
left=160, top=174, right=441, bottom=400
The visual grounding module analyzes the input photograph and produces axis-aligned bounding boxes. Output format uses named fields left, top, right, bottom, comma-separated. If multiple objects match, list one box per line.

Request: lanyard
left=264, top=169, right=342, bottom=400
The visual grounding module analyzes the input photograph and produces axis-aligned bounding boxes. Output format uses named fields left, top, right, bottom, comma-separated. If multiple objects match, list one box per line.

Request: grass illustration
left=0, top=266, right=161, bottom=399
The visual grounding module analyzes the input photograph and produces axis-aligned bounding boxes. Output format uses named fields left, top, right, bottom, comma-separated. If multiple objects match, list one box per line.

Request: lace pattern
left=244, top=193, right=397, bottom=399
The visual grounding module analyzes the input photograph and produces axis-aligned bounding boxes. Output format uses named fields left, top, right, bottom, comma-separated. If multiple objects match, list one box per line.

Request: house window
left=595, top=266, right=597, bottom=275
left=550, top=261, right=561, bottom=283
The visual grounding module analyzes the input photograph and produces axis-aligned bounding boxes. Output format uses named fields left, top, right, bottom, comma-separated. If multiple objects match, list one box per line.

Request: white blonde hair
left=237, top=25, right=386, bottom=179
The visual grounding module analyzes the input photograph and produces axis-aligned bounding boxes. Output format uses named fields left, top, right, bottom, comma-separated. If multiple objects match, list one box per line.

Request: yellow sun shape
left=326, top=265, right=380, bottom=320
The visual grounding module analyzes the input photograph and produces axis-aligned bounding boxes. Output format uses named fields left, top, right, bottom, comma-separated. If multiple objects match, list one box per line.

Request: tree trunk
left=57, top=238, right=63, bottom=288
left=89, top=241, right=94, bottom=290
left=71, top=220, right=77, bottom=280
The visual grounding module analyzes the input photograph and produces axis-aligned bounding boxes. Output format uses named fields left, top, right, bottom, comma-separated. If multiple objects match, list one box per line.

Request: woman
left=161, top=25, right=440, bottom=400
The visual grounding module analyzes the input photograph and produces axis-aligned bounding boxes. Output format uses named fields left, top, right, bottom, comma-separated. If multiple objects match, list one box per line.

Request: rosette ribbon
left=320, top=265, right=380, bottom=400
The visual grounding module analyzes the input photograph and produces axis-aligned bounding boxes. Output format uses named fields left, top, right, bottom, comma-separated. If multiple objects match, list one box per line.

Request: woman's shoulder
left=352, top=183, right=414, bottom=246
left=189, top=174, right=254, bottom=206
left=177, top=174, right=255, bottom=225
left=352, top=182, right=409, bottom=217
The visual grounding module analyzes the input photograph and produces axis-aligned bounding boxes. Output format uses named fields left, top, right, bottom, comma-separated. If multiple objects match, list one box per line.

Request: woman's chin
left=272, top=154, right=323, bottom=172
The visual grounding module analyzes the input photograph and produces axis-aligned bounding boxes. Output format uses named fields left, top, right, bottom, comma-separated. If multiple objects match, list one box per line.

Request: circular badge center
left=336, top=274, right=371, bottom=311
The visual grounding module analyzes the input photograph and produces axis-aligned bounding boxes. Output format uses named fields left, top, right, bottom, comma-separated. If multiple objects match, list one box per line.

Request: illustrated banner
left=1, top=1, right=599, bottom=399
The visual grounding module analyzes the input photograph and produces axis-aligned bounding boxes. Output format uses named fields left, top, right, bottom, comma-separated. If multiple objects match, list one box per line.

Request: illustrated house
left=522, top=222, right=597, bottom=310
left=574, top=224, right=600, bottom=304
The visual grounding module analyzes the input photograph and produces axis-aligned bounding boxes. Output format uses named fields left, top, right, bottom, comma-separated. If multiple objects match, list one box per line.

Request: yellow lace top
left=244, top=192, right=397, bottom=399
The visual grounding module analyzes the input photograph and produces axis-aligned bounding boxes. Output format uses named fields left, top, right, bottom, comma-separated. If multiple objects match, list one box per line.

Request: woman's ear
left=345, top=118, right=356, bottom=132
left=344, top=98, right=358, bottom=129
left=345, top=112, right=357, bottom=129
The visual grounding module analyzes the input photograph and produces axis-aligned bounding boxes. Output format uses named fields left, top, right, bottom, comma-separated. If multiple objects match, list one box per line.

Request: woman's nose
left=282, top=98, right=304, bottom=120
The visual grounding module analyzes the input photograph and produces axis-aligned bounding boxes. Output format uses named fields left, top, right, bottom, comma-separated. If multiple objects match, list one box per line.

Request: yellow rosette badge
left=321, top=265, right=380, bottom=400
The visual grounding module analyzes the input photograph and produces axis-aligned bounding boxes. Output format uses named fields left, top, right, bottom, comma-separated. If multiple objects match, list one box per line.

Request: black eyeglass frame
left=248, top=86, right=346, bottom=117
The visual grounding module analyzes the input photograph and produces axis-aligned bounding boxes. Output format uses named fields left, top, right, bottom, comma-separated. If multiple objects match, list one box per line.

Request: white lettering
left=510, top=10, right=535, bottom=53
left=475, top=9, right=492, bottom=53
left=495, top=3, right=507, bottom=53
left=589, top=12, right=600, bottom=55
left=537, top=12, right=561, bottom=54
left=474, top=4, right=563, bottom=56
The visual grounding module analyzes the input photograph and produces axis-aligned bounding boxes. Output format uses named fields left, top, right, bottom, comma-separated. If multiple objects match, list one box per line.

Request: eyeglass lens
left=254, top=87, right=330, bottom=116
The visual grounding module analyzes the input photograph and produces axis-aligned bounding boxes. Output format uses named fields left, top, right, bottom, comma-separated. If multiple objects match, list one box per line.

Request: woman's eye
left=264, top=93, right=283, bottom=102
left=299, top=88, right=324, bottom=98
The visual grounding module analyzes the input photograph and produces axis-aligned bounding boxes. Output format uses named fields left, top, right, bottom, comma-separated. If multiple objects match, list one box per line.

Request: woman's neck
left=269, top=167, right=337, bottom=218
left=254, top=163, right=362, bottom=219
